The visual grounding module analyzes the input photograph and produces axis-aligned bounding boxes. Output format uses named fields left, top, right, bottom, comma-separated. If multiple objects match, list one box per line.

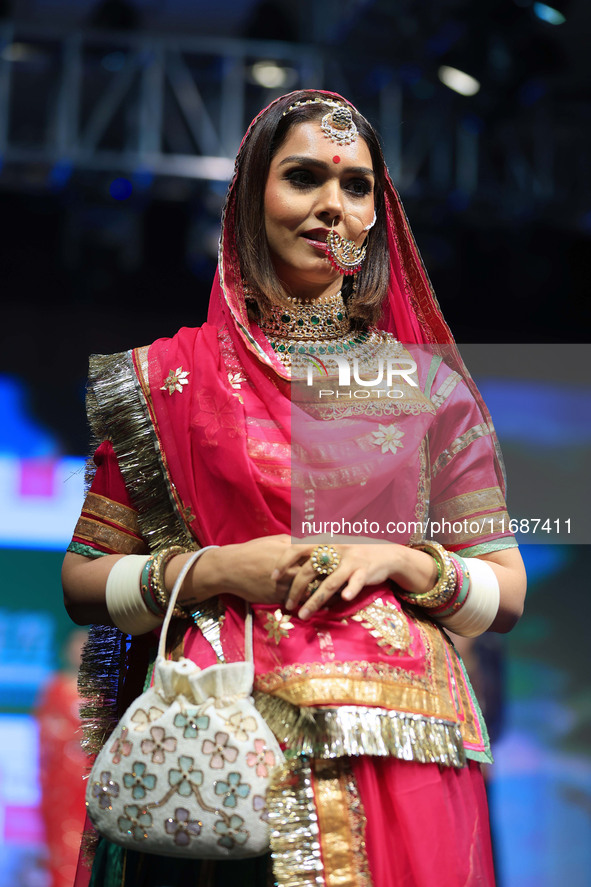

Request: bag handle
left=157, top=546, right=253, bottom=665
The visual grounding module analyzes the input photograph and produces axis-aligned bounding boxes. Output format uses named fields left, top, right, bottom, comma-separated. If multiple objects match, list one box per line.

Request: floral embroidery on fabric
left=165, top=808, right=202, bottom=846
left=130, top=707, right=164, bottom=732
left=91, top=771, right=120, bottom=810
left=160, top=367, right=190, bottom=395
left=371, top=423, right=405, bottom=454
left=174, top=710, right=210, bottom=739
left=141, top=726, right=177, bottom=763
left=123, top=761, right=157, bottom=799
left=351, top=597, right=411, bottom=654
left=168, top=755, right=204, bottom=797
left=192, top=391, right=245, bottom=447
left=228, top=371, right=246, bottom=389
left=262, top=608, right=294, bottom=644
left=214, top=814, right=249, bottom=849
left=117, top=804, right=153, bottom=841
left=110, top=727, right=132, bottom=763
left=202, top=732, right=239, bottom=769
left=228, top=371, right=246, bottom=403
left=224, top=711, right=258, bottom=741
left=246, top=739, right=276, bottom=778
left=214, top=772, right=251, bottom=808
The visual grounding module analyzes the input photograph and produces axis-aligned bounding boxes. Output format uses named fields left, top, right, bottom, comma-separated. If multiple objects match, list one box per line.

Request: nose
left=316, top=179, right=344, bottom=224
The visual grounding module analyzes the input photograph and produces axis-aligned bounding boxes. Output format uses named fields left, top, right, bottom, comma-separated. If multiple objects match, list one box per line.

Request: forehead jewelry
left=283, top=98, right=358, bottom=145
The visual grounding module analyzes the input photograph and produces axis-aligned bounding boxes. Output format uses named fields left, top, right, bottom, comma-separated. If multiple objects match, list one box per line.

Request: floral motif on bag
left=224, top=711, right=257, bottom=742
left=165, top=808, right=203, bottom=847
left=202, top=732, right=239, bottom=769
left=168, top=755, right=204, bottom=797
left=130, top=706, right=164, bottom=732
left=141, top=726, right=177, bottom=763
left=252, top=793, right=270, bottom=822
left=117, top=804, right=153, bottom=841
left=214, top=772, right=251, bottom=808
left=110, top=727, right=132, bottom=763
left=173, top=710, right=210, bottom=739
left=214, top=814, right=249, bottom=850
left=123, top=762, right=157, bottom=800
left=246, top=740, right=276, bottom=778
left=91, top=771, right=120, bottom=810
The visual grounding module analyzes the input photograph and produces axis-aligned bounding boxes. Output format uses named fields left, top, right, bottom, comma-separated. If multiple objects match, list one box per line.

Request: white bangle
left=106, top=555, right=163, bottom=636
left=437, top=557, right=500, bottom=637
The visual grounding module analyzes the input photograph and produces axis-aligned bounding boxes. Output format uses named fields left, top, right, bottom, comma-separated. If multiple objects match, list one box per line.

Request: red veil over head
left=205, top=88, right=506, bottom=489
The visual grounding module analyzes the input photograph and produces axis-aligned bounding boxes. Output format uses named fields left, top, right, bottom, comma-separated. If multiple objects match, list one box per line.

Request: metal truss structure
left=0, top=22, right=587, bottom=221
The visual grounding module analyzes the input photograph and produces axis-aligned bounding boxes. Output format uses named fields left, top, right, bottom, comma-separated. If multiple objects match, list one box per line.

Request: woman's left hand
left=272, top=540, right=437, bottom=620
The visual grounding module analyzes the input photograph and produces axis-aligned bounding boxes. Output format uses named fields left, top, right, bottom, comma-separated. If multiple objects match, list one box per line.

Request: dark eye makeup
left=284, top=167, right=373, bottom=198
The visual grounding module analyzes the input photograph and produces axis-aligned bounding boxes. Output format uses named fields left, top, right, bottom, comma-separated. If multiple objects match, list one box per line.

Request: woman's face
left=264, top=120, right=376, bottom=299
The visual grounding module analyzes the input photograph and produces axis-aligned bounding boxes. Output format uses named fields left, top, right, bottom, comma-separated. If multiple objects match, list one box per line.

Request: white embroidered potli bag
left=86, top=549, right=284, bottom=858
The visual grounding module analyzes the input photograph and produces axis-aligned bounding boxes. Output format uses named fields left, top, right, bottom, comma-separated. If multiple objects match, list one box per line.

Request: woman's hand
left=273, top=540, right=438, bottom=619
left=176, top=534, right=300, bottom=609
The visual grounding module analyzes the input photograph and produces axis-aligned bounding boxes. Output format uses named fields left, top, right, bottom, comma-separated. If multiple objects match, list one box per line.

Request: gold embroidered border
left=254, top=617, right=455, bottom=719
left=430, top=487, right=506, bottom=523
left=82, top=491, right=141, bottom=532
left=434, top=512, right=511, bottom=545
left=247, top=437, right=292, bottom=462
left=73, top=516, right=148, bottom=555
left=431, top=371, right=461, bottom=407
left=313, top=760, right=373, bottom=887
left=431, top=423, right=490, bottom=478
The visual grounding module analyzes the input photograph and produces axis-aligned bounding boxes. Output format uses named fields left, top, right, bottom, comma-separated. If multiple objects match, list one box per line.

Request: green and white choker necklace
left=261, top=290, right=350, bottom=341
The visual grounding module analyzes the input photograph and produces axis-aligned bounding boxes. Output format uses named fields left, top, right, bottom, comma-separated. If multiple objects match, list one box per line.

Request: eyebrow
left=277, top=155, right=375, bottom=177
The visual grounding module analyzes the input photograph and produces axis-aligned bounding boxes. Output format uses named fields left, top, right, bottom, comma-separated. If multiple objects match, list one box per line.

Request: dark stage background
left=0, top=2, right=590, bottom=885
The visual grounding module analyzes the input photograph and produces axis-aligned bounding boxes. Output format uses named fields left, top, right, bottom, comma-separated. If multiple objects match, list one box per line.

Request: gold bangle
left=401, top=540, right=457, bottom=609
left=150, top=546, right=189, bottom=617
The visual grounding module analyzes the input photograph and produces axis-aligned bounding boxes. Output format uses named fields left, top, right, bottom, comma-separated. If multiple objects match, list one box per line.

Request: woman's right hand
left=176, top=534, right=301, bottom=609
left=62, top=534, right=303, bottom=628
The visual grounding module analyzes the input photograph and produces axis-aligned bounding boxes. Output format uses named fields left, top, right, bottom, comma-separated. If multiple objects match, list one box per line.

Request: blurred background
left=0, top=0, right=589, bottom=885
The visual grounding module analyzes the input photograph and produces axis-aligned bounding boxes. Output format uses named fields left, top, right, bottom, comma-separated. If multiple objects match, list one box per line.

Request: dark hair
left=233, top=90, right=390, bottom=329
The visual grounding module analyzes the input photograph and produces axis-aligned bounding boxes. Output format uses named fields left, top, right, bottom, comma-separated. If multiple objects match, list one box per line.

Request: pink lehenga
left=71, top=91, right=516, bottom=887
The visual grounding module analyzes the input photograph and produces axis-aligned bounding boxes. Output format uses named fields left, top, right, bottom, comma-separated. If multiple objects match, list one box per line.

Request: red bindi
left=332, top=155, right=341, bottom=164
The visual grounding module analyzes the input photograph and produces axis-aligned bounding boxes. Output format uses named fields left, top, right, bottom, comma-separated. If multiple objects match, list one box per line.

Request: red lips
left=301, top=228, right=331, bottom=244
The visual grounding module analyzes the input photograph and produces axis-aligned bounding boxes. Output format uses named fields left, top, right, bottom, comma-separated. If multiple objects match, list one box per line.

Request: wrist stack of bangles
left=106, top=545, right=218, bottom=636
left=140, top=546, right=188, bottom=618
left=400, top=540, right=500, bottom=637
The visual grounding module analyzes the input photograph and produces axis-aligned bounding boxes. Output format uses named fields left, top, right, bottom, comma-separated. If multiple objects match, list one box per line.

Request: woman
left=63, top=89, right=526, bottom=887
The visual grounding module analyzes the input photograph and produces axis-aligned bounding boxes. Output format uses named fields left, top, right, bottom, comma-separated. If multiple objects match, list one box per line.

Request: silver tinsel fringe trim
left=267, top=759, right=325, bottom=887
left=254, top=693, right=466, bottom=768
left=87, top=351, right=196, bottom=552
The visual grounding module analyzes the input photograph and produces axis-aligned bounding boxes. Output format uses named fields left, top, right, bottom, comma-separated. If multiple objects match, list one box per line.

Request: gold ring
left=311, top=545, right=341, bottom=578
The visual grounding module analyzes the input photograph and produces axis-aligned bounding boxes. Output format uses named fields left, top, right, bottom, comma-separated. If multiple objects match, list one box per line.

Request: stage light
left=438, top=65, right=481, bottom=97
left=250, top=60, right=296, bottom=89
left=533, top=3, right=566, bottom=24
left=109, top=177, right=133, bottom=200
left=0, top=42, right=42, bottom=62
